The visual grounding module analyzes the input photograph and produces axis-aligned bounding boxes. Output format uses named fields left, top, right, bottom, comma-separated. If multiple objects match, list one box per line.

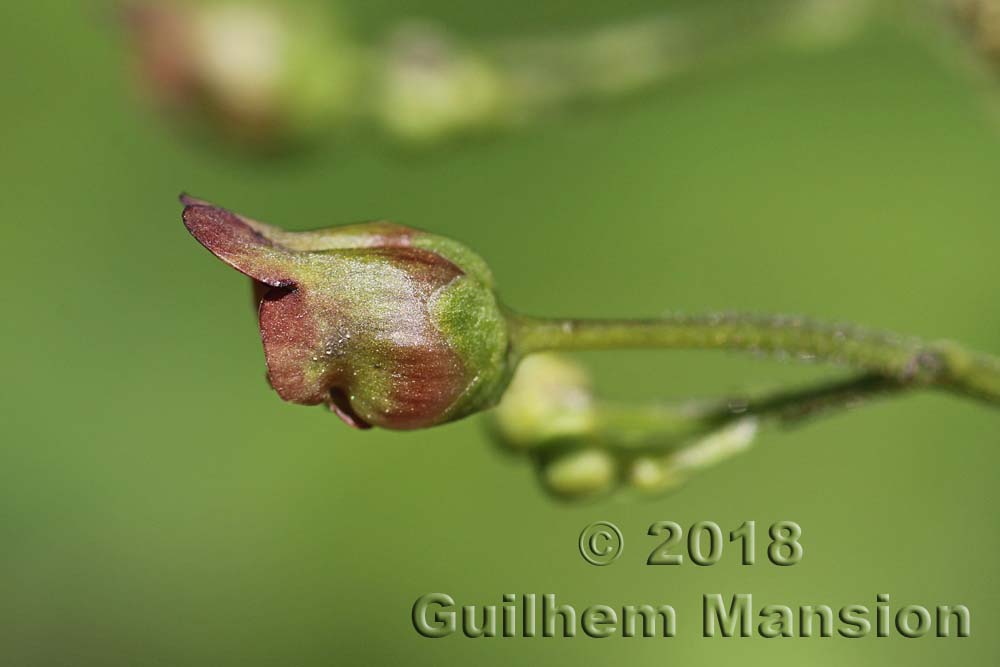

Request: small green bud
left=628, top=457, right=686, bottom=494
left=540, top=449, right=617, bottom=500
left=181, top=195, right=511, bottom=430
left=489, top=353, right=596, bottom=449
left=628, top=418, right=759, bottom=495
left=374, top=23, right=511, bottom=144
left=778, top=0, right=874, bottom=51
left=489, top=352, right=760, bottom=499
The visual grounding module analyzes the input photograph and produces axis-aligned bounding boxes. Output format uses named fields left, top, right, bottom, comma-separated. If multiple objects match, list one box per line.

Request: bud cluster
left=489, top=354, right=759, bottom=501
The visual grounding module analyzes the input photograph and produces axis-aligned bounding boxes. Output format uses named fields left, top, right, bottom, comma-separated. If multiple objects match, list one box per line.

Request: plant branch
left=695, top=371, right=903, bottom=427
left=520, top=370, right=907, bottom=499
left=508, top=312, right=1000, bottom=407
left=491, top=0, right=870, bottom=114
left=571, top=372, right=900, bottom=456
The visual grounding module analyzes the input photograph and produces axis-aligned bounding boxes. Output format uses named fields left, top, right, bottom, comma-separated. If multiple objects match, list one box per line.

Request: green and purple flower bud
left=181, top=195, right=511, bottom=430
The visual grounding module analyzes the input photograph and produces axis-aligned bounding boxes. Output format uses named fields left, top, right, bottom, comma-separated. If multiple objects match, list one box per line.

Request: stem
left=696, top=372, right=902, bottom=428
left=490, top=0, right=871, bottom=114
left=508, top=312, right=1000, bottom=406
left=578, top=372, right=901, bottom=455
left=527, top=371, right=903, bottom=499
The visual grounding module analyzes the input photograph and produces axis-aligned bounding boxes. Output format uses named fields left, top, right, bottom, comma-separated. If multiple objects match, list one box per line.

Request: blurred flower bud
left=952, top=0, right=1000, bottom=66
left=627, top=417, right=759, bottom=495
left=628, top=456, right=686, bottom=495
left=181, top=195, right=511, bottom=429
left=540, top=449, right=617, bottom=500
left=777, top=0, right=874, bottom=51
left=374, top=22, right=511, bottom=144
left=489, top=352, right=762, bottom=499
left=489, top=353, right=596, bottom=450
left=123, top=1, right=361, bottom=147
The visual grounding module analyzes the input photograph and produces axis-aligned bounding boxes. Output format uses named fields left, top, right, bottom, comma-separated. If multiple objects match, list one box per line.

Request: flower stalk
left=561, top=372, right=904, bottom=454
left=488, top=354, right=909, bottom=500
left=491, top=311, right=1000, bottom=500
left=507, top=313, right=1000, bottom=406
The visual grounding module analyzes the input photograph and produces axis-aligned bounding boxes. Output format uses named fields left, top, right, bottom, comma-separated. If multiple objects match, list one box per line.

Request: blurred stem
left=509, top=313, right=1000, bottom=406
left=581, top=372, right=901, bottom=454
left=695, top=372, right=900, bottom=425
left=489, top=0, right=871, bottom=114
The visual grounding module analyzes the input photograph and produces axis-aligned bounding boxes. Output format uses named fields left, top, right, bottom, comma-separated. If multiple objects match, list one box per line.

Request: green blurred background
left=2, top=1, right=998, bottom=665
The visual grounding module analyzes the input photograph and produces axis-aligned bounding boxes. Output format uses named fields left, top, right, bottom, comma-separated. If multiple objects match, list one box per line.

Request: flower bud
left=952, top=0, right=1000, bottom=68
left=181, top=195, right=511, bottom=430
left=540, top=449, right=617, bottom=500
left=627, top=417, right=758, bottom=495
left=777, top=0, right=874, bottom=52
left=123, top=1, right=361, bottom=148
left=374, top=22, right=511, bottom=144
left=488, top=352, right=760, bottom=499
left=489, top=353, right=596, bottom=449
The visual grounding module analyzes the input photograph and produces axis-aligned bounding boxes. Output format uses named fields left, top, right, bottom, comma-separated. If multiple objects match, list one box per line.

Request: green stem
left=508, top=312, right=1000, bottom=406
left=696, top=372, right=902, bottom=426
left=489, top=0, right=873, bottom=115
left=577, top=372, right=899, bottom=455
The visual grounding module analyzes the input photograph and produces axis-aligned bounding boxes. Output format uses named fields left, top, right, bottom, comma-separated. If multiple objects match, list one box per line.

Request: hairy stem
left=508, top=313, right=1000, bottom=406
